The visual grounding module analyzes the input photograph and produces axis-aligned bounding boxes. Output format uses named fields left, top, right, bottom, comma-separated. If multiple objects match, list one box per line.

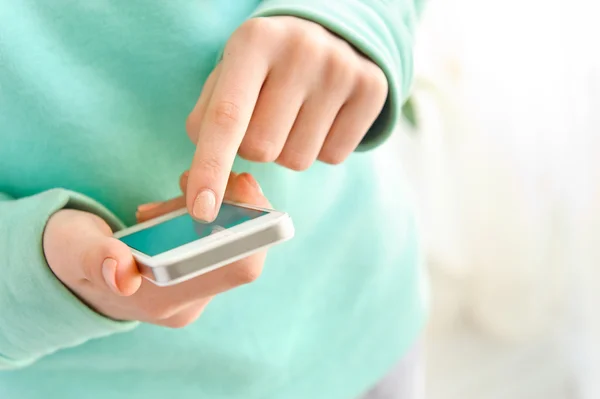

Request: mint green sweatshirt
left=0, top=1, right=426, bottom=398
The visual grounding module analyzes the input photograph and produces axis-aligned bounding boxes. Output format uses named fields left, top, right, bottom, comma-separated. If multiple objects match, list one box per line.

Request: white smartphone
left=114, top=202, right=294, bottom=286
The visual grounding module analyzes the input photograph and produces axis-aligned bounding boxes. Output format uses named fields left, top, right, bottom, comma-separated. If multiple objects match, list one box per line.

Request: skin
left=185, top=16, right=388, bottom=222
left=45, top=172, right=268, bottom=328
left=43, top=16, right=388, bottom=327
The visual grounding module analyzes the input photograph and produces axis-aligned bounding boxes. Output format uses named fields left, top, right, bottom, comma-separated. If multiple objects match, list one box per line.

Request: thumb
left=85, top=236, right=142, bottom=296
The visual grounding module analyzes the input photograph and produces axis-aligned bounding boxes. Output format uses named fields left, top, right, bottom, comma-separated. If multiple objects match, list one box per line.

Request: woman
left=0, top=1, right=426, bottom=398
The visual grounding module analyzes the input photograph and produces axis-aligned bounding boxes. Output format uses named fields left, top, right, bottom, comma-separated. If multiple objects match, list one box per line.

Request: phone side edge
left=141, top=214, right=295, bottom=286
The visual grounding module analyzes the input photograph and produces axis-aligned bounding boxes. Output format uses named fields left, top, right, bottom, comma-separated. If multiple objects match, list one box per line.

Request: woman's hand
left=185, top=16, right=388, bottom=222
left=43, top=172, right=269, bottom=328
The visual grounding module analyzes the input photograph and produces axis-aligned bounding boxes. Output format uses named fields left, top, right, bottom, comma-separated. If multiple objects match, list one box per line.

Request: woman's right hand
left=43, top=172, right=269, bottom=328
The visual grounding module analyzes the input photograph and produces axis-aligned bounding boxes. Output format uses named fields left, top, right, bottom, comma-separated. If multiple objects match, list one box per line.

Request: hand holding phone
left=43, top=172, right=283, bottom=328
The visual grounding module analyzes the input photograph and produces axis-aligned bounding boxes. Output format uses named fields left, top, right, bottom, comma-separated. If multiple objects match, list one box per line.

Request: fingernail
left=101, top=258, right=120, bottom=294
left=192, top=189, right=217, bottom=221
left=137, top=202, right=162, bottom=212
left=240, top=173, right=263, bottom=194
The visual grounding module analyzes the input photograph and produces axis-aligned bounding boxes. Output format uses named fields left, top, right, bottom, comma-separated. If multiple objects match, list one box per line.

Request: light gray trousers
left=359, top=342, right=424, bottom=399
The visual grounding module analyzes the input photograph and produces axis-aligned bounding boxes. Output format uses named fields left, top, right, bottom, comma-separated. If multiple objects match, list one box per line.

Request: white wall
left=400, top=0, right=600, bottom=397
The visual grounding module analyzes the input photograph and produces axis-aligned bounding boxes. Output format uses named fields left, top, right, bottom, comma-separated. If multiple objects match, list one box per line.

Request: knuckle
left=211, top=100, right=241, bottom=128
left=289, top=28, right=318, bottom=54
left=238, top=138, right=279, bottom=163
left=228, top=263, right=263, bottom=285
left=319, top=149, right=348, bottom=165
left=371, top=69, right=389, bottom=98
left=278, top=153, right=313, bottom=171
left=194, top=156, right=222, bottom=180
left=234, top=18, right=275, bottom=46
left=355, top=71, right=373, bottom=93
left=357, top=67, right=388, bottom=100
left=325, top=47, right=351, bottom=71
left=323, top=53, right=356, bottom=89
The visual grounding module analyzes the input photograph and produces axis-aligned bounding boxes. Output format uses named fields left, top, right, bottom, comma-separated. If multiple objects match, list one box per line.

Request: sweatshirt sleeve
left=0, top=189, right=138, bottom=370
left=252, top=0, right=424, bottom=150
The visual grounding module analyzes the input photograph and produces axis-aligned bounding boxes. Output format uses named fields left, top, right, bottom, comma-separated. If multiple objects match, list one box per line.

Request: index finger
left=186, top=48, right=269, bottom=222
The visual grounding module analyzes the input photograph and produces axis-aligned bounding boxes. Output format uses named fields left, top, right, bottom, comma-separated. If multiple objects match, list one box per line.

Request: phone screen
left=119, top=204, right=268, bottom=256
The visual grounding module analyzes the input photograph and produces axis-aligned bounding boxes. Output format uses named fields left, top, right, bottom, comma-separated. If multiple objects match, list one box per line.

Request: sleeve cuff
left=0, top=189, right=137, bottom=369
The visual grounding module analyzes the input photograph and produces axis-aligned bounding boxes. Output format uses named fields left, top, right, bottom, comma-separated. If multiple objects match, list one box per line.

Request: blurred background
left=392, top=0, right=599, bottom=397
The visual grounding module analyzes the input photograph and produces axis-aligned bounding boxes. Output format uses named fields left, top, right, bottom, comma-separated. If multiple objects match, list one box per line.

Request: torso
left=0, top=2, right=425, bottom=398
